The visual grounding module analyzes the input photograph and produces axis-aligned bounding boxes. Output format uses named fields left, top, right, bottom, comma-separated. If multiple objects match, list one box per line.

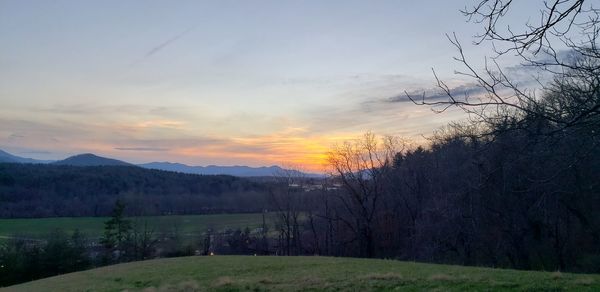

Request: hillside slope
left=4, top=256, right=599, bottom=291
left=52, top=153, right=131, bottom=166
left=0, top=150, right=51, bottom=164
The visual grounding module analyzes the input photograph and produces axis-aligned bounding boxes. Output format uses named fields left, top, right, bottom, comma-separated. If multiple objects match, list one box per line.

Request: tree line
left=282, top=119, right=597, bottom=272
left=0, top=164, right=269, bottom=218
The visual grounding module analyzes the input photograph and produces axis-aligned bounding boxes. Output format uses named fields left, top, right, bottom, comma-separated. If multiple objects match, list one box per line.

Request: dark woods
left=304, top=117, right=598, bottom=272
left=0, top=165, right=268, bottom=217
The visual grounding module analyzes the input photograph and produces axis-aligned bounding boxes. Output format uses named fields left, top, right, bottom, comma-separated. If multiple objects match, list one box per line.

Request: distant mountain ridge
left=0, top=150, right=52, bottom=164
left=53, top=153, right=132, bottom=166
left=0, top=149, right=322, bottom=177
left=139, top=162, right=321, bottom=177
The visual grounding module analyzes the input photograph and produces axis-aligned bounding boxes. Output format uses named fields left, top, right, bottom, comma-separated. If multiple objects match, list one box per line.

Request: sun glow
left=171, top=131, right=358, bottom=173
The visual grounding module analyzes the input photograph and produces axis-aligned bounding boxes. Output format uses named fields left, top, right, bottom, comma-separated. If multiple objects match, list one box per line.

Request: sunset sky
left=0, top=1, right=548, bottom=172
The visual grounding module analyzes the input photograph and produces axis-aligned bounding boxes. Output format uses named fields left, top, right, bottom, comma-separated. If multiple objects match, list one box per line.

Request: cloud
left=528, top=49, right=584, bottom=67
left=0, top=119, right=87, bottom=139
left=386, top=83, right=487, bottom=103
left=134, top=120, right=185, bottom=129
left=114, top=147, right=170, bottom=152
left=8, top=133, right=25, bottom=141
left=20, top=150, right=52, bottom=155
left=381, top=52, right=564, bottom=107
left=29, top=104, right=148, bottom=115
left=131, top=25, right=198, bottom=66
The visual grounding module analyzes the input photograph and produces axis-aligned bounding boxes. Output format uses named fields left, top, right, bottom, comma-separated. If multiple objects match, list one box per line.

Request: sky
left=0, top=0, right=550, bottom=172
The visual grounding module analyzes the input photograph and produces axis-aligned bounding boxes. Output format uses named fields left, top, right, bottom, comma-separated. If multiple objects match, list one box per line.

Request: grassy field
left=4, top=256, right=599, bottom=291
left=0, top=213, right=271, bottom=240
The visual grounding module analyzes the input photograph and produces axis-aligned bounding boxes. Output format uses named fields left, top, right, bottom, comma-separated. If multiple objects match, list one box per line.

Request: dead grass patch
left=428, top=273, right=454, bottom=281
left=489, top=280, right=519, bottom=288
left=550, top=271, right=562, bottom=280
left=176, top=280, right=200, bottom=291
left=212, top=276, right=234, bottom=287
left=299, top=275, right=324, bottom=285
left=363, top=272, right=403, bottom=281
left=258, top=277, right=275, bottom=284
left=574, top=277, right=594, bottom=285
left=141, top=280, right=201, bottom=292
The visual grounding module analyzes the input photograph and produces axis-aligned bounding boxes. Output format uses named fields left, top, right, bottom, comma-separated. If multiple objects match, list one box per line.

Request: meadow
left=0, top=213, right=271, bottom=241
left=5, top=256, right=599, bottom=291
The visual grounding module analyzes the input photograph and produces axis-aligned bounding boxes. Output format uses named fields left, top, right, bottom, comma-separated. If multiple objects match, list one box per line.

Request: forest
left=0, top=164, right=269, bottom=217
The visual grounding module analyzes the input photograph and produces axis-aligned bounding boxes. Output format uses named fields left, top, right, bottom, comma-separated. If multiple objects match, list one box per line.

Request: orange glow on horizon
left=46, top=127, right=386, bottom=173
left=174, top=132, right=356, bottom=173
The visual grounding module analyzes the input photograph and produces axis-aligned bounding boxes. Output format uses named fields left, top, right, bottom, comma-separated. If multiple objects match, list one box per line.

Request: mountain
left=139, top=162, right=321, bottom=177
left=1, top=148, right=322, bottom=177
left=0, top=149, right=53, bottom=164
left=53, top=153, right=132, bottom=166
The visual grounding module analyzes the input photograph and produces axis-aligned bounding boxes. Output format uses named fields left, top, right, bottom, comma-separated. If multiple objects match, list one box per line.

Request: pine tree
left=101, top=200, right=131, bottom=250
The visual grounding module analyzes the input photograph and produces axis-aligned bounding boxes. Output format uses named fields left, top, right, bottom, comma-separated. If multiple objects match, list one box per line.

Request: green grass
left=0, top=213, right=272, bottom=240
left=3, top=256, right=599, bottom=291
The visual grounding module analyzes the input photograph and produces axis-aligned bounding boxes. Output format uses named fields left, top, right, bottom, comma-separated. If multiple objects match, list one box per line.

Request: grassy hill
left=4, top=256, right=599, bottom=291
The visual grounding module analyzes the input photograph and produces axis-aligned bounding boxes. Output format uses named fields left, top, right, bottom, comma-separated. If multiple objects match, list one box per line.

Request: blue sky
left=0, top=0, right=548, bottom=170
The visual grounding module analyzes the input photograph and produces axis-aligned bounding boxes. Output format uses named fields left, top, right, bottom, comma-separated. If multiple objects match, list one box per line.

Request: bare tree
left=407, top=0, right=599, bottom=135
left=128, top=219, right=158, bottom=260
left=465, top=0, right=589, bottom=54
left=326, top=132, right=399, bottom=257
left=269, top=167, right=306, bottom=256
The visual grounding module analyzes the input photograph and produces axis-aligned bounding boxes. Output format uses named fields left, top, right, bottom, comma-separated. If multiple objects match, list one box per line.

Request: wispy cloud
left=130, top=25, right=198, bottom=66
left=114, top=147, right=170, bottom=152
left=135, top=120, right=185, bottom=129
left=20, top=150, right=52, bottom=155
left=29, top=104, right=149, bottom=115
left=8, top=133, right=25, bottom=141
left=386, top=83, right=487, bottom=103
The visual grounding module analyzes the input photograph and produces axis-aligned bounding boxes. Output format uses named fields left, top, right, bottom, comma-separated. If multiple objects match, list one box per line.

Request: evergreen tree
left=101, top=200, right=131, bottom=250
